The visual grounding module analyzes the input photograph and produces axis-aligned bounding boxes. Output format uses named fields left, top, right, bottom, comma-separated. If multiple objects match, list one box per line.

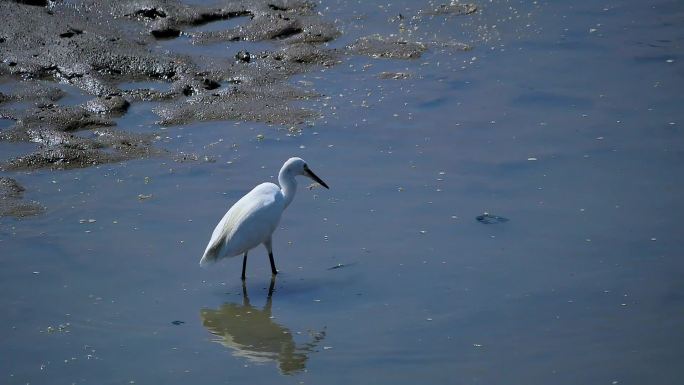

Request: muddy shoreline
left=0, top=0, right=476, bottom=216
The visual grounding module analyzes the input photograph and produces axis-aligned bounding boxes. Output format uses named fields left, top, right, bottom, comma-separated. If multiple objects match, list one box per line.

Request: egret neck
left=278, top=164, right=297, bottom=208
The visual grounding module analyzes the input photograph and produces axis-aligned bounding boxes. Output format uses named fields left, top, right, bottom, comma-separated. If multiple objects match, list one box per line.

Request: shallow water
left=2, top=0, right=684, bottom=384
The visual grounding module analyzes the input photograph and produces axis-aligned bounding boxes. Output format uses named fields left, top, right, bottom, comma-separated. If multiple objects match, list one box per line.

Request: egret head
left=283, top=157, right=329, bottom=189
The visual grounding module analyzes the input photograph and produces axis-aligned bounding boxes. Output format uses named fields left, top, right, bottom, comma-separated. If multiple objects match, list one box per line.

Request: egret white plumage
left=200, top=157, right=329, bottom=279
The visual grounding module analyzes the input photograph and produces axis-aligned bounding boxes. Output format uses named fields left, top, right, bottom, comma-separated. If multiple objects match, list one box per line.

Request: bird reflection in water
left=200, top=278, right=326, bottom=375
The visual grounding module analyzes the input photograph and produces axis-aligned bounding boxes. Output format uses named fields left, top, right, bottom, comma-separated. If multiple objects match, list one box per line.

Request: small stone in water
left=235, top=51, right=251, bottom=63
left=476, top=213, right=509, bottom=224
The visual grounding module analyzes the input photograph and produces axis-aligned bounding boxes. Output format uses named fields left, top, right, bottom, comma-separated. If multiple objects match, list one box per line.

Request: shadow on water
left=200, top=277, right=326, bottom=375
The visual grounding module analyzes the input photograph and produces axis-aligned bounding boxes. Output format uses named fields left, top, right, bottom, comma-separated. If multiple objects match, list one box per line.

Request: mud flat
left=0, top=0, right=476, bottom=214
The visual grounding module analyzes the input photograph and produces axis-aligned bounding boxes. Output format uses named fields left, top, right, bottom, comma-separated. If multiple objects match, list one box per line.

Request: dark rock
left=268, top=4, right=289, bottom=12
left=134, top=8, right=167, bottom=19
left=476, top=213, right=509, bottom=224
left=151, top=28, right=181, bottom=39
left=181, top=85, right=194, bottom=96
left=14, top=0, right=49, bottom=6
left=59, top=27, right=84, bottom=38
left=235, top=51, right=252, bottom=63
left=202, top=78, right=220, bottom=90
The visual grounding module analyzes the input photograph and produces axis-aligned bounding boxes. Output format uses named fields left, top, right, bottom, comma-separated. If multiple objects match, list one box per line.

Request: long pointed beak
left=305, top=168, right=329, bottom=189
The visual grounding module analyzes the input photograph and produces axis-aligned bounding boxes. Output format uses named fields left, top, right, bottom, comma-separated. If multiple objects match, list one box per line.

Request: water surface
left=1, top=1, right=683, bottom=384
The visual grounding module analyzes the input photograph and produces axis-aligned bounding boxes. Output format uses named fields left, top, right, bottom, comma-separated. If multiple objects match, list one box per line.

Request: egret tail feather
left=199, top=256, right=212, bottom=267
left=200, top=243, right=222, bottom=267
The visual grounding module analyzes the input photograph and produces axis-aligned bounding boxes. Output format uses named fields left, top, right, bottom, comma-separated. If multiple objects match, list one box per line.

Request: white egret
left=200, top=157, right=329, bottom=279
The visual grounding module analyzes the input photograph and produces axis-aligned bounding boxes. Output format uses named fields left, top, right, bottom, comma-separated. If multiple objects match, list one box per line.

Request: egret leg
left=269, top=252, right=278, bottom=276
left=241, top=251, right=248, bottom=280
left=264, top=238, right=278, bottom=276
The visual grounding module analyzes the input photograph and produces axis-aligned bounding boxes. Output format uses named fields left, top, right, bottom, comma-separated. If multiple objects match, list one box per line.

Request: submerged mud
left=347, top=35, right=428, bottom=59
left=0, top=177, right=44, bottom=218
left=0, top=0, right=477, bottom=215
left=419, top=2, right=478, bottom=16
